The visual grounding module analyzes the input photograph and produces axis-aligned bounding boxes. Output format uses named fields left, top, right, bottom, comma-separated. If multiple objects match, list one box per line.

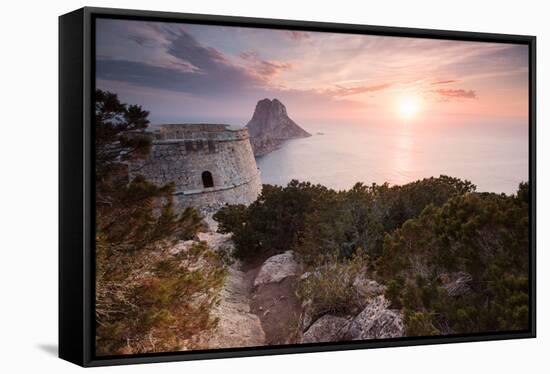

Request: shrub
left=404, top=311, right=440, bottom=337
left=214, top=180, right=334, bottom=260
left=96, top=240, right=226, bottom=355
left=215, top=176, right=473, bottom=264
left=385, top=277, right=404, bottom=308
left=297, top=251, right=370, bottom=320
left=379, top=185, right=529, bottom=335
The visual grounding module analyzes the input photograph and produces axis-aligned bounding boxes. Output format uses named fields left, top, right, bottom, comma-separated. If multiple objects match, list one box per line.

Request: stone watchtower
left=129, top=124, right=262, bottom=213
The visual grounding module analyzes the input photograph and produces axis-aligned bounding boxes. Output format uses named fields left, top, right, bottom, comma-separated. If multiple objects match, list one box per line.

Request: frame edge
left=63, top=6, right=537, bottom=366
left=59, top=7, right=86, bottom=367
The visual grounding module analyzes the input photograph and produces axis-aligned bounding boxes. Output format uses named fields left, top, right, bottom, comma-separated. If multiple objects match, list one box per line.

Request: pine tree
left=94, top=90, right=224, bottom=355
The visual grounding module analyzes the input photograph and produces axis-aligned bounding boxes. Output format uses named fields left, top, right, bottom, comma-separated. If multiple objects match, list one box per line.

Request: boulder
left=352, top=274, right=387, bottom=299
left=254, top=251, right=301, bottom=287
left=344, top=295, right=405, bottom=340
left=301, top=315, right=352, bottom=344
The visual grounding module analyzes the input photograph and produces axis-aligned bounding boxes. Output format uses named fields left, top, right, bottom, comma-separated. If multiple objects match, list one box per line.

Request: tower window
left=202, top=171, right=214, bottom=188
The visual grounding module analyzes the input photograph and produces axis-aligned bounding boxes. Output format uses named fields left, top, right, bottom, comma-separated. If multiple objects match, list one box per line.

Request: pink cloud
left=239, top=50, right=293, bottom=80
left=327, top=83, right=392, bottom=97
left=431, top=79, right=460, bottom=85
left=432, top=88, right=477, bottom=100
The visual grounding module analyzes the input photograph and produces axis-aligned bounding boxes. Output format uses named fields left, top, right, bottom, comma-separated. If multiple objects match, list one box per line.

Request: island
left=246, top=98, right=311, bottom=157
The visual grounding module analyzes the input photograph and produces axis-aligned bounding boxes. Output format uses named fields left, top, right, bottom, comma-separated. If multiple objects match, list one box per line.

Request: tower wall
left=129, top=124, right=262, bottom=213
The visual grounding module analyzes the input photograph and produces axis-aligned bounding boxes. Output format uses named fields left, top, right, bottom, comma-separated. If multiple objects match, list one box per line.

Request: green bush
left=404, top=311, right=439, bottom=336
left=379, top=186, right=529, bottom=335
left=215, top=176, right=474, bottom=264
left=297, top=251, right=370, bottom=320
left=215, top=180, right=334, bottom=260
left=214, top=168, right=528, bottom=337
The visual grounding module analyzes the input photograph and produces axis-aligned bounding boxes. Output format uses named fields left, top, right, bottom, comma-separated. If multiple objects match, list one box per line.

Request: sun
left=397, top=96, right=421, bottom=120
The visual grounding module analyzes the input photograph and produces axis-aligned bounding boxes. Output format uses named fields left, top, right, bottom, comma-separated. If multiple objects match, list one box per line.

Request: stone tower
left=129, top=124, right=262, bottom=213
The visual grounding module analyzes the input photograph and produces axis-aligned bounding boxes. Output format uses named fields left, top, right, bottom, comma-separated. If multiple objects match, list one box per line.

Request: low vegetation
left=215, top=177, right=530, bottom=336
left=380, top=188, right=529, bottom=335
left=297, top=251, right=370, bottom=321
left=216, top=177, right=475, bottom=262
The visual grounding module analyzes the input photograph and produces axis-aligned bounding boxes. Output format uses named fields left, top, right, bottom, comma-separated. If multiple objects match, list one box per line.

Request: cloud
left=166, top=30, right=230, bottom=72
left=97, top=26, right=271, bottom=97
left=431, top=79, right=460, bottom=85
left=96, top=19, right=528, bottom=122
left=327, top=83, right=392, bottom=97
left=128, top=34, right=153, bottom=47
left=432, top=88, right=477, bottom=100
left=239, top=50, right=293, bottom=80
left=287, top=31, right=312, bottom=41
left=97, top=22, right=300, bottom=98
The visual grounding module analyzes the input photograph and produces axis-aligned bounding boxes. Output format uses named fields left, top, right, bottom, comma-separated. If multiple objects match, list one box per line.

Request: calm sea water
left=255, top=121, right=528, bottom=195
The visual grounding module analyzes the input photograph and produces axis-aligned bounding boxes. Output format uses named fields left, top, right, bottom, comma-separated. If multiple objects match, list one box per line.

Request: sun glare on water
left=397, top=96, right=422, bottom=120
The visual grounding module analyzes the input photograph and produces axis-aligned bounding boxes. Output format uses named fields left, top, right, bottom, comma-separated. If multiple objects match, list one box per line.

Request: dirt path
left=198, top=227, right=303, bottom=347
left=242, top=259, right=303, bottom=346
left=201, top=264, right=266, bottom=349
left=195, top=231, right=266, bottom=349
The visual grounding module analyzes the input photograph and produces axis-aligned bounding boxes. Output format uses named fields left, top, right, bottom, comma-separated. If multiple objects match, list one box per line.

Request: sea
left=255, top=120, right=529, bottom=195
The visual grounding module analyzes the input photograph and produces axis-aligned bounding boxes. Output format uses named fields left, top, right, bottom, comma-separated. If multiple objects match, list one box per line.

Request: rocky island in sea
left=246, top=98, right=311, bottom=157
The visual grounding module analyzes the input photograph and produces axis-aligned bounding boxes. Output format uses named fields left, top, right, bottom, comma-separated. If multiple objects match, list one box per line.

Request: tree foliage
left=215, top=175, right=529, bottom=336
left=95, top=90, right=224, bottom=355
left=215, top=176, right=476, bottom=264
left=380, top=188, right=529, bottom=335
left=214, top=180, right=333, bottom=259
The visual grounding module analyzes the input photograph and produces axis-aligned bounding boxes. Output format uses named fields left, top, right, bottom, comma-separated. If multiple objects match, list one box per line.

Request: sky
left=95, top=18, right=529, bottom=127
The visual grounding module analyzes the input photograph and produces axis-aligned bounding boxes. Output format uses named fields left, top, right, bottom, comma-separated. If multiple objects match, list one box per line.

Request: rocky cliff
left=188, top=226, right=405, bottom=348
left=246, top=98, right=311, bottom=156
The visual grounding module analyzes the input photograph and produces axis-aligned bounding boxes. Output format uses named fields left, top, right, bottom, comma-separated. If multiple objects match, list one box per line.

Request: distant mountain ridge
left=246, top=98, right=311, bottom=157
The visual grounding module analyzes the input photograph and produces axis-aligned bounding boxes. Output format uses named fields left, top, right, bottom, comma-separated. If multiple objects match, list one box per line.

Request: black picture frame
left=59, top=6, right=537, bottom=367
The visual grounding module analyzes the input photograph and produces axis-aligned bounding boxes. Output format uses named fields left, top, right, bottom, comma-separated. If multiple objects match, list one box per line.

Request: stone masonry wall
left=129, top=124, right=262, bottom=213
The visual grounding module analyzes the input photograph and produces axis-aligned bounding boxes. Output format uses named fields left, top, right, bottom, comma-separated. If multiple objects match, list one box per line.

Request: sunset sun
left=397, top=96, right=421, bottom=120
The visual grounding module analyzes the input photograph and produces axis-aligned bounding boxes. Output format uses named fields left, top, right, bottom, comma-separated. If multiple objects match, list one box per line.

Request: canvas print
left=94, top=18, right=530, bottom=356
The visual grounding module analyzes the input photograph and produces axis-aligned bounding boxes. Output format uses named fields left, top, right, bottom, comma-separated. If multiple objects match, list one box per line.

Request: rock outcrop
left=344, top=295, right=405, bottom=340
left=246, top=98, right=311, bottom=156
left=245, top=251, right=303, bottom=345
left=188, top=232, right=404, bottom=348
left=204, top=264, right=266, bottom=349
left=301, top=295, right=405, bottom=344
left=298, top=271, right=387, bottom=332
left=301, top=315, right=352, bottom=344
left=254, top=251, right=301, bottom=287
left=352, top=274, right=387, bottom=300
